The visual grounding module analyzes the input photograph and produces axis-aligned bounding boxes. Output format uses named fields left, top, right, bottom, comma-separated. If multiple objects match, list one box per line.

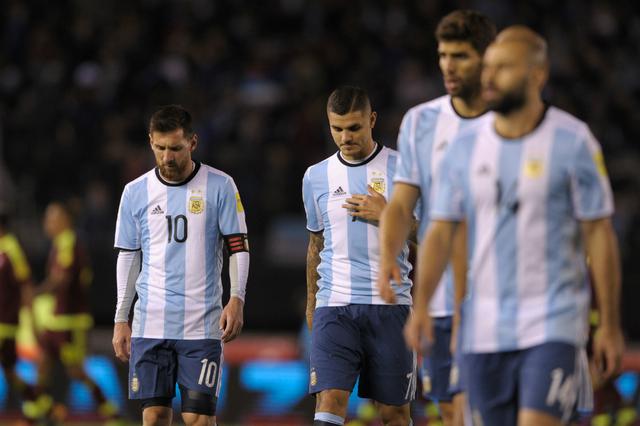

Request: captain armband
left=224, top=233, right=249, bottom=254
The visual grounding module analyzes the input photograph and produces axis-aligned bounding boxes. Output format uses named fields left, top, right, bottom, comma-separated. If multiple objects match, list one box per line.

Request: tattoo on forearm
left=306, top=232, right=324, bottom=309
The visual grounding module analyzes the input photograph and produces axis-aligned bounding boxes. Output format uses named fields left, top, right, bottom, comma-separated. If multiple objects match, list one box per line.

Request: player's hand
left=220, top=296, right=244, bottom=343
left=404, top=309, right=433, bottom=355
left=592, top=324, right=624, bottom=380
left=112, top=322, right=132, bottom=362
left=377, top=255, right=401, bottom=304
left=450, top=313, right=460, bottom=355
left=342, top=186, right=387, bottom=223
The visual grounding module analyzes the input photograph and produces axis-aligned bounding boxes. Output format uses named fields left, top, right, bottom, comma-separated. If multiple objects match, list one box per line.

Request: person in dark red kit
left=36, top=201, right=119, bottom=422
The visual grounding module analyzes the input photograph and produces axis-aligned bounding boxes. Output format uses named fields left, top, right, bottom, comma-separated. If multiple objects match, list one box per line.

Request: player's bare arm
left=404, top=220, right=458, bottom=353
left=581, top=217, right=624, bottom=379
left=450, top=221, right=467, bottom=355
left=306, top=231, right=323, bottom=331
left=378, top=183, right=420, bottom=303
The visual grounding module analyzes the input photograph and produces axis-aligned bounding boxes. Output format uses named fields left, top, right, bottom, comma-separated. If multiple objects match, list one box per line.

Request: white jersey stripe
left=327, top=156, right=351, bottom=306
left=143, top=176, right=168, bottom=338
left=183, top=170, right=208, bottom=339
left=515, top=124, right=553, bottom=348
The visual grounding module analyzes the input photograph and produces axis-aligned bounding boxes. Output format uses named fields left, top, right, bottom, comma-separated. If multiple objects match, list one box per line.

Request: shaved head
left=481, top=26, right=549, bottom=115
left=495, top=25, right=548, bottom=66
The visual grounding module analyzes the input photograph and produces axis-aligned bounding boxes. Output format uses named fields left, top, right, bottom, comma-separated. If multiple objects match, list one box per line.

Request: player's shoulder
left=403, top=95, right=451, bottom=121
left=546, top=106, right=591, bottom=137
left=198, top=162, right=234, bottom=183
left=304, top=154, right=334, bottom=179
left=453, top=113, right=492, bottom=143
left=379, top=145, right=399, bottom=159
left=122, top=168, right=155, bottom=192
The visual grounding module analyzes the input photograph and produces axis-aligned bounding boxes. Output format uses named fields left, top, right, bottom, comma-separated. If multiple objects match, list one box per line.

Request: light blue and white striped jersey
left=114, top=161, right=247, bottom=340
left=432, top=107, right=613, bottom=353
left=302, top=144, right=412, bottom=307
left=395, top=95, right=486, bottom=317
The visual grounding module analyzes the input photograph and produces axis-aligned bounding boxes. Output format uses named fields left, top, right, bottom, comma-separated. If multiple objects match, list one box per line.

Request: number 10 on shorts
left=198, top=359, right=218, bottom=388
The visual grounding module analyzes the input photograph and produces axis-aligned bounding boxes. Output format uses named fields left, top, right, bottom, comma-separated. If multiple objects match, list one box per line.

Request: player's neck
left=341, top=141, right=377, bottom=164
left=451, top=94, right=486, bottom=118
left=494, top=98, right=545, bottom=139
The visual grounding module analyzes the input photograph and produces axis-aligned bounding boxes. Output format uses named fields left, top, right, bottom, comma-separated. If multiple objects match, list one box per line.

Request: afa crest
left=189, top=190, right=204, bottom=214
left=131, top=374, right=139, bottom=393
left=524, top=159, right=543, bottom=178
left=310, top=368, right=317, bottom=387
left=370, top=170, right=386, bottom=194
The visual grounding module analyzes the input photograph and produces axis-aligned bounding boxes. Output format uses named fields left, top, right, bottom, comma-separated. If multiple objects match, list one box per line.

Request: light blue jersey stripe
left=546, top=129, right=587, bottom=341
left=204, top=173, right=221, bottom=337
left=460, top=136, right=477, bottom=352
left=495, top=140, right=522, bottom=348
left=314, top=162, right=334, bottom=305
left=131, top=178, right=149, bottom=336
left=164, top=186, right=188, bottom=339
left=413, top=108, right=438, bottom=241
left=347, top=165, right=371, bottom=304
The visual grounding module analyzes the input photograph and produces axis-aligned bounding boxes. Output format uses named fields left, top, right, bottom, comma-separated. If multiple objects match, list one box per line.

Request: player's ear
left=148, top=133, right=154, bottom=148
left=370, top=111, right=377, bottom=129
left=190, top=133, right=198, bottom=152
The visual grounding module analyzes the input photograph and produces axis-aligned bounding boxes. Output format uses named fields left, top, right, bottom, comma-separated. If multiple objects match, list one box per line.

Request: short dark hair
left=435, top=10, right=496, bottom=54
left=149, top=105, right=194, bottom=136
left=327, top=86, right=371, bottom=115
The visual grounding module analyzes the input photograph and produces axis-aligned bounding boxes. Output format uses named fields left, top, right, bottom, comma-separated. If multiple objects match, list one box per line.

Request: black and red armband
left=224, top=233, right=249, bottom=254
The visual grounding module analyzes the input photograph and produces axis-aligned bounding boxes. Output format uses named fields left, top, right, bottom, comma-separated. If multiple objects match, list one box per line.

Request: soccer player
left=404, top=26, right=624, bottom=426
left=35, top=201, right=119, bottom=422
left=303, top=86, right=416, bottom=426
left=378, top=10, right=496, bottom=425
left=112, top=105, right=249, bottom=426
left=0, top=212, right=42, bottom=420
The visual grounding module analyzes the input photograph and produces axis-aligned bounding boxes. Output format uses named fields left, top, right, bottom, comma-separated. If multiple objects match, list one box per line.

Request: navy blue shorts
left=129, top=338, right=223, bottom=404
left=421, top=316, right=454, bottom=401
left=465, top=342, right=578, bottom=424
left=309, top=305, right=416, bottom=406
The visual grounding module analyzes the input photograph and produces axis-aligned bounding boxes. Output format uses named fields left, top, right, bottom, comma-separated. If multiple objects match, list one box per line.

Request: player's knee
left=182, top=411, right=216, bottom=426
left=180, top=385, right=217, bottom=416
left=377, top=403, right=411, bottom=426
left=316, top=389, right=349, bottom=413
left=142, top=404, right=172, bottom=426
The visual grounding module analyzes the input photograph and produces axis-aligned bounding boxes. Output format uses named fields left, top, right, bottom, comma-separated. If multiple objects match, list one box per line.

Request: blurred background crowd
left=0, top=0, right=639, bottom=363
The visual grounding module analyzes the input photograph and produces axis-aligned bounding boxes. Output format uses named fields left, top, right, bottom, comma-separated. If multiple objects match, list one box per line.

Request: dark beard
left=487, top=82, right=527, bottom=115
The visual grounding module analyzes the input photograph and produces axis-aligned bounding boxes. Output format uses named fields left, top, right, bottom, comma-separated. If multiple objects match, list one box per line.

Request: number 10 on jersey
left=166, top=215, right=188, bottom=243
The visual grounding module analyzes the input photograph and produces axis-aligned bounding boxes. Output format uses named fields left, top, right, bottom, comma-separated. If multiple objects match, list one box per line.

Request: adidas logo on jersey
left=332, top=186, right=346, bottom=196
left=151, top=205, right=164, bottom=215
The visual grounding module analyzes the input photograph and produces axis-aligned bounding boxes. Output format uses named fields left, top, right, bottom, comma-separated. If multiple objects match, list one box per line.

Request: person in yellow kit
left=35, top=201, right=120, bottom=423
left=0, top=211, right=44, bottom=422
